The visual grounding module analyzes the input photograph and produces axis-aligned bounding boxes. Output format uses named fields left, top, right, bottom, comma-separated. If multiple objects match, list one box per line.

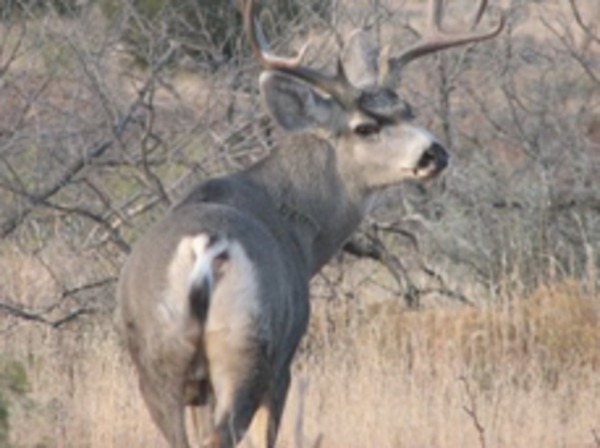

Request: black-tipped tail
left=188, top=235, right=230, bottom=323
left=189, top=276, right=211, bottom=322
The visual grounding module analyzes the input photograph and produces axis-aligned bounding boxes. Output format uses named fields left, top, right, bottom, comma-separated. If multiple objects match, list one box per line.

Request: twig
left=0, top=20, right=26, bottom=77
left=61, top=278, right=116, bottom=298
left=0, top=278, right=113, bottom=328
left=0, top=300, right=95, bottom=328
left=567, top=0, right=600, bottom=48
left=459, top=376, right=486, bottom=448
left=343, top=234, right=420, bottom=307
left=343, top=228, right=474, bottom=307
left=539, top=12, right=600, bottom=88
left=592, top=429, right=600, bottom=448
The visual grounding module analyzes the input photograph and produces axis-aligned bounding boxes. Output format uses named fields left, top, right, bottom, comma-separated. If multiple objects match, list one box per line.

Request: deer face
left=246, top=0, right=503, bottom=192
left=340, top=92, right=449, bottom=188
left=258, top=48, right=449, bottom=192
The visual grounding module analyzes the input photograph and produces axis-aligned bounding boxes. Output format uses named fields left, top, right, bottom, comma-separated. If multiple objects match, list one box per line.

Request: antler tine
left=381, top=0, right=505, bottom=88
left=243, top=0, right=308, bottom=70
left=471, top=0, right=489, bottom=30
left=243, top=0, right=360, bottom=108
left=429, top=0, right=444, bottom=30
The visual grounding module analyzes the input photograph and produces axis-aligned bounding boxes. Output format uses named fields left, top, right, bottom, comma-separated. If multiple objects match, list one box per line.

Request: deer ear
left=259, top=71, right=339, bottom=134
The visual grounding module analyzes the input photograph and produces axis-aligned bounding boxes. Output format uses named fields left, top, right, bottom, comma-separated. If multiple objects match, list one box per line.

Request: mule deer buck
left=117, top=0, right=504, bottom=446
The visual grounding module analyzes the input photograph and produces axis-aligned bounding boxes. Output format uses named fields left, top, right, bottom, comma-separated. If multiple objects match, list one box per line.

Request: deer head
left=244, top=0, right=504, bottom=193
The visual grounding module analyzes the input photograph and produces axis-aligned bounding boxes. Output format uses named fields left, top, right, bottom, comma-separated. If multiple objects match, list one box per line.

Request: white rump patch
left=204, top=240, right=259, bottom=334
left=188, top=235, right=229, bottom=293
left=158, top=234, right=229, bottom=324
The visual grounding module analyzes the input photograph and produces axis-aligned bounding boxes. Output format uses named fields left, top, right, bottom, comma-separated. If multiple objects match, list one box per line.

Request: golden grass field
left=1, top=246, right=599, bottom=448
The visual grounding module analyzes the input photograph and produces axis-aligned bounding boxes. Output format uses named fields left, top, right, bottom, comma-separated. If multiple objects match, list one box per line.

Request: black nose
left=418, top=142, right=449, bottom=171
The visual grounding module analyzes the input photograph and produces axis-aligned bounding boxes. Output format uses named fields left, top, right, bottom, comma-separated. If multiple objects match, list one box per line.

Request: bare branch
left=0, top=300, right=94, bottom=329
left=460, top=376, right=487, bottom=448
left=0, top=277, right=113, bottom=328
left=567, top=0, right=600, bottom=48
left=0, top=43, right=179, bottom=239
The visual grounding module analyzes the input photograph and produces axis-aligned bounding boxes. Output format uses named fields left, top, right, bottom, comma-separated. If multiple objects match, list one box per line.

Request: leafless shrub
left=358, top=0, right=600, bottom=302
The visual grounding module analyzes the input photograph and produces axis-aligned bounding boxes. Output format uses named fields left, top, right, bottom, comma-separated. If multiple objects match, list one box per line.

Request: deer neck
left=245, top=136, right=367, bottom=275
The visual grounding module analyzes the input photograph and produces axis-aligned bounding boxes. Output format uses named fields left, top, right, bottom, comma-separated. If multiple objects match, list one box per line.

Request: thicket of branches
left=0, top=0, right=598, bottom=327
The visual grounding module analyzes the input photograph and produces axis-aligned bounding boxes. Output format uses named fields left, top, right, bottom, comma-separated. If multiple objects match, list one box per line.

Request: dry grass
left=285, top=280, right=600, bottom=448
left=1, top=248, right=599, bottom=448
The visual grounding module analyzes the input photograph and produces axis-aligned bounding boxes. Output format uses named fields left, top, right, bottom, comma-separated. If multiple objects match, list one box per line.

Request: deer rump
left=118, top=190, right=309, bottom=445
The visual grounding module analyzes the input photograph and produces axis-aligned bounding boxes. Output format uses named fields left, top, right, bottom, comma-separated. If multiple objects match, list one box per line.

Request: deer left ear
left=259, top=71, right=340, bottom=134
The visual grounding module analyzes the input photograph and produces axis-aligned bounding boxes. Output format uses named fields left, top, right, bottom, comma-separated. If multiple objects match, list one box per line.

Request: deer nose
left=417, top=142, right=449, bottom=172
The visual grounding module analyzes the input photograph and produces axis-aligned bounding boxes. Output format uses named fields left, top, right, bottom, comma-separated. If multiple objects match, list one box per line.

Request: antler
left=381, top=0, right=505, bottom=88
left=243, top=0, right=361, bottom=108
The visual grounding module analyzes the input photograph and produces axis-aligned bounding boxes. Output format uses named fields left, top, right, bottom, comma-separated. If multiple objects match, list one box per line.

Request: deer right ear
left=259, top=71, right=339, bottom=134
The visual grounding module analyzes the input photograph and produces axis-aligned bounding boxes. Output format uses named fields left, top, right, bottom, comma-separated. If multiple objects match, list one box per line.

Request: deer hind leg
left=137, top=368, right=190, bottom=448
left=202, top=334, right=270, bottom=448
left=248, top=367, right=291, bottom=448
left=247, top=397, right=272, bottom=448
left=188, top=403, right=215, bottom=447
left=124, top=321, right=193, bottom=448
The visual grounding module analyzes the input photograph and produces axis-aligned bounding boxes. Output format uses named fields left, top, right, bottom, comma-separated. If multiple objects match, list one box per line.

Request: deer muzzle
left=416, top=141, right=449, bottom=177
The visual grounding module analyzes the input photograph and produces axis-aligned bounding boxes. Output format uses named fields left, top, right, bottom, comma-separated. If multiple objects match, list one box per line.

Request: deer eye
left=354, top=123, right=381, bottom=137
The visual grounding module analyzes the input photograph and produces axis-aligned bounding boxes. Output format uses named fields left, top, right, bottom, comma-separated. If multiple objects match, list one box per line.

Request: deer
left=116, top=0, right=504, bottom=447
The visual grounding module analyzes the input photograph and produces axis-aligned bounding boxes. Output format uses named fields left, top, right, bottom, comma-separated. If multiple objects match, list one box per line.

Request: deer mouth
left=414, top=142, right=449, bottom=178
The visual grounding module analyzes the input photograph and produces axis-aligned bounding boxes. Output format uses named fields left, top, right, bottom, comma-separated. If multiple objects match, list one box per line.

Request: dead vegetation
left=0, top=0, right=599, bottom=446
left=1, top=273, right=599, bottom=447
